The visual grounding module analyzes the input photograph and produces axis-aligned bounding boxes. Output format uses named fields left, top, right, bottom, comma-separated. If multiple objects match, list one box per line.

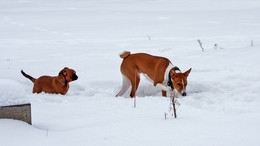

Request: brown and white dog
left=116, top=51, right=191, bottom=97
left=21, top=67, right=78, bottom=95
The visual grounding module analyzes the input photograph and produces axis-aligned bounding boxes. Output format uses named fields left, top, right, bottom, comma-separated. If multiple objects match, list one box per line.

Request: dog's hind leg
left=116, top=75, right=131, bottom=97
left=129, top=72, right=140, bottom=98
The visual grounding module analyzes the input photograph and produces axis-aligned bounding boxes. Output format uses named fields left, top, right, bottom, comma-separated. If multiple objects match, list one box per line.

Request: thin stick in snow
left=147, top=35, right=151, bottom=40
left=214, top=44, right=218, bottom=49
left=197, top=39, right=204, bottom=51
left=170, top=91, right=177, bottom=118
left=46, top=128, right=49, bottom=137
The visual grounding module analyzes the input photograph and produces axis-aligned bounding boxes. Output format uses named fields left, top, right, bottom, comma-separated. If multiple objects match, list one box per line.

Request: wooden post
left=0, top=103, right=32, bottom=125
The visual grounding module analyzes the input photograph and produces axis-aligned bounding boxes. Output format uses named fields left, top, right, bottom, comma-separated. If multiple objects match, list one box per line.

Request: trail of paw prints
left=2, top=15, right=71, bottom=36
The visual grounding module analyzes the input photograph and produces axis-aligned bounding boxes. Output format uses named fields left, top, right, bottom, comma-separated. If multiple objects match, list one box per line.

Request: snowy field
left=1, top=0, right=260, bottom=145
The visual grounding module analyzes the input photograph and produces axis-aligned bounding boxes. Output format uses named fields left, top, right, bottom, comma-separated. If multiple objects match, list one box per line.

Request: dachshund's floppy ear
left=59, top=67, right=68, bottom=76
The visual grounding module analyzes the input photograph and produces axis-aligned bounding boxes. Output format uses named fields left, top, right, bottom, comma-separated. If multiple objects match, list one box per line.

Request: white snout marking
left=181, top=79, right=186, bottom=94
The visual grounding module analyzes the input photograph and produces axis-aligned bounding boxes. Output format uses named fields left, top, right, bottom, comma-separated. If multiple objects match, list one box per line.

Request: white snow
left=0, top=79, right=29, bottom=106
left=1, top=0, right=260, bottom=146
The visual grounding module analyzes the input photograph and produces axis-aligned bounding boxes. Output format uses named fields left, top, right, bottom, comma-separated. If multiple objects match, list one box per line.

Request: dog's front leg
left=162, top=90, right=167, bottom=97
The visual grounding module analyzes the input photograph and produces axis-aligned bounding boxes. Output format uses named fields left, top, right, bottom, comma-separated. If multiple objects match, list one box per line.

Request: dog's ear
left=170, top=70, right=178, bottom=79
left=59, top=67, right=68, bottom=76
left=184, top=68, right=192, bottom=77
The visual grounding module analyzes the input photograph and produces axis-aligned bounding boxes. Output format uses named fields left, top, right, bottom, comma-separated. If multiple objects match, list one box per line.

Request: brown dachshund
left=21, top=67, right=78, bottom=95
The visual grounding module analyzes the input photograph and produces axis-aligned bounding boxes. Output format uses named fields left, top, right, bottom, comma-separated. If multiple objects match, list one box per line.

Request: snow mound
left=0, top=79, right=29, bottom=106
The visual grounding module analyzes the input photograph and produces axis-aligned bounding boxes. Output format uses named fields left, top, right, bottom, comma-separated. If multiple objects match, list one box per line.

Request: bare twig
left=147, top=35, right=151, bottom=40
left=170, top=91, right=177, bottom=118
left=46, top=128, right=49, bottom=137
left=197, top=39, right=204, bottom=51
left=214, top=44, right=218, bottom=49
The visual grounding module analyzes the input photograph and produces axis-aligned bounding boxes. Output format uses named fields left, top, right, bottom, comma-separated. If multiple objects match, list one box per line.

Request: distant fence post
left=0, top=103, right=32, bottom=125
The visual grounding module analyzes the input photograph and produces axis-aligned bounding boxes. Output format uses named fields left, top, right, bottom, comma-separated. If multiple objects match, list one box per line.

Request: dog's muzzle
left=72, top=74, right=78, bottom=81
left=182, top=92, right=187, bottom=96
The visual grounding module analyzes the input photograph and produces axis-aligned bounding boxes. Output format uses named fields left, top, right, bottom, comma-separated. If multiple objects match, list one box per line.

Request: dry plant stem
left=198, top=39, right=204, bottom=51
left=170, top=91, right=177, bottom=118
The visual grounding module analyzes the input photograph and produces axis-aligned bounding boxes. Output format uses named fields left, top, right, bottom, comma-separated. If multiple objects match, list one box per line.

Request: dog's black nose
left=72, top=74, right=78, bottom=80
left=182, top=92, right=187, bottom=96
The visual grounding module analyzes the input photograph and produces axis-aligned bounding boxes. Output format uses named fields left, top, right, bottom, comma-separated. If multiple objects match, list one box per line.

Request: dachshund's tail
left=21, top=70, right=36, bottom=83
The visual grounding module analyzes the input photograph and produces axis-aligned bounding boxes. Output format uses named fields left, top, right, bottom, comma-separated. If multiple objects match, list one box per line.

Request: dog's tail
left=119, top=51, right=131, bottom=59
left=21, top=70, right=36, bottom=83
